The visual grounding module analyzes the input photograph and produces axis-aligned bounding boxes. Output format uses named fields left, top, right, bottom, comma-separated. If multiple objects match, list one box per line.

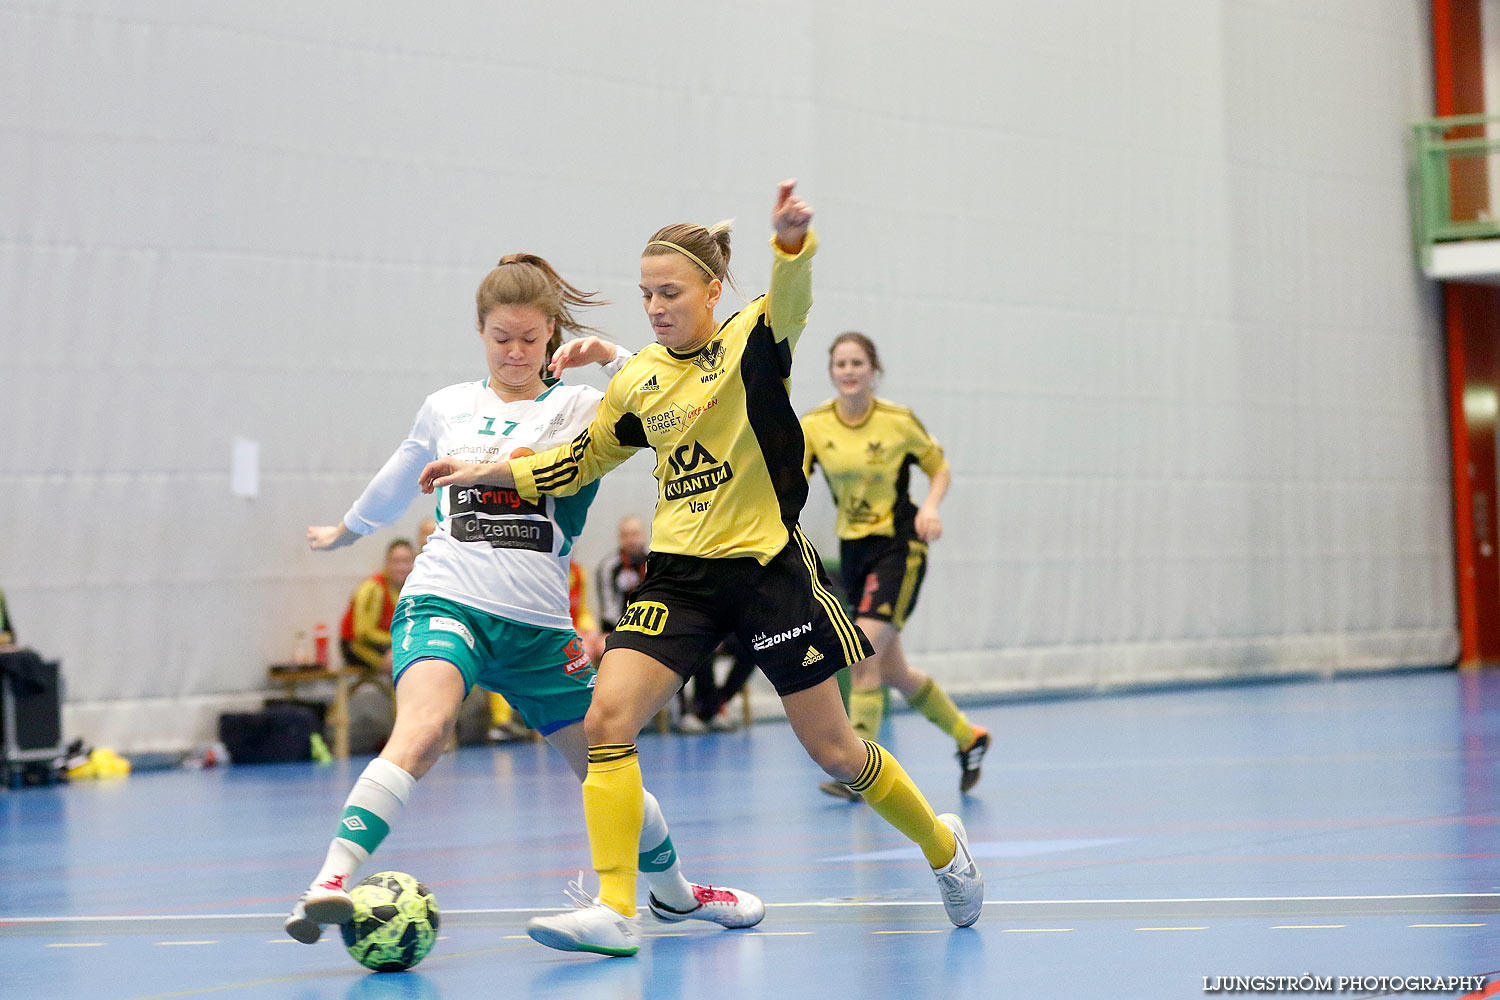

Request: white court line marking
left=746, top=932, right=813, bottom=936
left=46, top=942, right=104, bottom=948
left=7, top=892, right=1498, bottom=926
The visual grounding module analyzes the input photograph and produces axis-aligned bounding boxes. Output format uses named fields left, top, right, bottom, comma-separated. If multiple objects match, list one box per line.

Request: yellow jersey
left=512, top=231, right=818, bottom=564
left=801, top=398, right=947, bottom=540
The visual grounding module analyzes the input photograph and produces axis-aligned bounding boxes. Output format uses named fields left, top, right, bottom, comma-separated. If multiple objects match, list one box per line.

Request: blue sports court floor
left=3, top=666, right=1500, bottom=1000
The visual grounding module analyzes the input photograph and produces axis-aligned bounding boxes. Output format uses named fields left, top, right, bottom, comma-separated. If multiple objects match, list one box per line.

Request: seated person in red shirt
left=340, top=539, right=415, bottom=690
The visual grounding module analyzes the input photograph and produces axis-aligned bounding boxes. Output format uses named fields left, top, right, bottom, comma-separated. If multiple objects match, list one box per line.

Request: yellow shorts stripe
left=792, top=527, right=863, bottom=666
left=891, top=540, right=928, bottom=629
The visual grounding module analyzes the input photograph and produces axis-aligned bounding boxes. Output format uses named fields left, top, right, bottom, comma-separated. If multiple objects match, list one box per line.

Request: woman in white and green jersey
left=285, top=253, right=763, bottom=948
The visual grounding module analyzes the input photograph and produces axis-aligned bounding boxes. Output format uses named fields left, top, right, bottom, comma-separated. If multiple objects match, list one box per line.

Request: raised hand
left=772, top=178, right=813, bottom=253
left=550, top=336, right=619, bottom=376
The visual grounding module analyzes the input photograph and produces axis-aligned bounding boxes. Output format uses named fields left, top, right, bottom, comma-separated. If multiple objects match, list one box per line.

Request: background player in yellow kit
left=803, top=332, right=988, bottom=800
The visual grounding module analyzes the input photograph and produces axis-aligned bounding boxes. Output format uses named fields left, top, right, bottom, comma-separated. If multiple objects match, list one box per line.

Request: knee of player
left=582, top=699, right=640, bottom=745
left=805, top=735, right=866, bottom=783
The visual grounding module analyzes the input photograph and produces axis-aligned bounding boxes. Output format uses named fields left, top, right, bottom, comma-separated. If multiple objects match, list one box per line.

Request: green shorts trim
left=390, top=594, right=595, bottom=735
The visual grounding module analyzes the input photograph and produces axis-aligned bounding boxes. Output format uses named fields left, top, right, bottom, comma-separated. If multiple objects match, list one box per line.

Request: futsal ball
left=340, top=871, right=440, bottom=972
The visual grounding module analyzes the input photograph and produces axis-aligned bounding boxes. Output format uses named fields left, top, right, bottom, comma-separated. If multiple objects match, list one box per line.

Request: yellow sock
left=847, top=740, right=956, bottom=868
left=906, top=677, right=976, bottom=748
left=582, top=745, right=643, bottom=916
left=847, top=686, right=885, bottom=738
left=489, top=692, right=513, bottom=726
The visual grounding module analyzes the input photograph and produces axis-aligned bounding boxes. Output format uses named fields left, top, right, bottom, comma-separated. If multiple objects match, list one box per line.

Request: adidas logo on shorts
left=802, top=646, right=824, bottom=666
left=641, top=375, right=660, bottom=392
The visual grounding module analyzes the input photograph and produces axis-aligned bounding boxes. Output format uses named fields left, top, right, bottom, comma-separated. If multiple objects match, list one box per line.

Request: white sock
left=311, top=758, right=416, bottom=889
left=638, top=790, right=696, bottom=910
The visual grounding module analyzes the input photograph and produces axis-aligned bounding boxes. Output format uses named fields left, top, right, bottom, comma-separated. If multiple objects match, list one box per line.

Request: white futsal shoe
left=526, top=876, right=641, bottom=957
left=648, top=883, right=765, bottom=928
left=283, top=875, right=354, bottom=944
left=933, top=814, right=983, bottom=927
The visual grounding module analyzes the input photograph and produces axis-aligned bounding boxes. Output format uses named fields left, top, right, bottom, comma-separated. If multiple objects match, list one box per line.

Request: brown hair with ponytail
left=642, top=221, right=741, bottom=297
left=475, top=253, right=606, bottom=377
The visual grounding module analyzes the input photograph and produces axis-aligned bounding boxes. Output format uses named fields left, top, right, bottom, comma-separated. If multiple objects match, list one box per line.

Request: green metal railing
left=1412, top=114, right=1500, bottom=270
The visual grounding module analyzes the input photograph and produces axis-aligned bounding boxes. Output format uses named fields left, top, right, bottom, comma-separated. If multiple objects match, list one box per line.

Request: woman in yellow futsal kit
left=802, top=332, right=989, bottom=801
left=422, top=180, right=983, bottom=957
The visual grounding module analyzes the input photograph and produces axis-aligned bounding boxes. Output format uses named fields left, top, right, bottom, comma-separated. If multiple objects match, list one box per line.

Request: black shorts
left=604, top=527, right=873, bottom=696
left=840, top=535, right=929, bottom=629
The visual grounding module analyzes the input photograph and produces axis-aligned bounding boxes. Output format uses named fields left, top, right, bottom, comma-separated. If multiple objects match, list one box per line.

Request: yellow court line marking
left=1002, top=928, right=1074, bottom=933
left=156, top=941, right=219, bottom=946
left=1135, top=927, right=1208, bottom=932
left=1410, top=923, right=1486, bottom=928
left=1272, top=925, right=1345, bottom=930
left=873, top=930, right=945, bottom=935
left=46, top=942, right=104, bottom=948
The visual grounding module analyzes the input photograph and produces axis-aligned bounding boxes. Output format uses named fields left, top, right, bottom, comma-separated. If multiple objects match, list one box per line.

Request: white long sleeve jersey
left=343, top=378, right=606, bottom=631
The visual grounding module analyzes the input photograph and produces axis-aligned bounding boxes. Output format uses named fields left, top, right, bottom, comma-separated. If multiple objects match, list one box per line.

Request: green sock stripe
left=336, top=805, right=390, bottom=854
left=638, top=835, right=677, bottom=873
left=588, top=743, right=638, bottom=764
left=848, top=740, right=884, bottom=793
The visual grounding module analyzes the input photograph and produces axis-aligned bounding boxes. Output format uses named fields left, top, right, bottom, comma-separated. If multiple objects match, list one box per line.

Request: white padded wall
left=0, top=1, right=1451, bottom=750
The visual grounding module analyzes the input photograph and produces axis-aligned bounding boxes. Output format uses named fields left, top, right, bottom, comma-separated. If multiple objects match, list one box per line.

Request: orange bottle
left=314, top=622, right=330, bottom=668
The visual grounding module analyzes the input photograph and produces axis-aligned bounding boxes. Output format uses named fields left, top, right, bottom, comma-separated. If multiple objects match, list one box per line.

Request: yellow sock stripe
left=891, top=540, right=926, bottom=629
left=587, top=743, right=638, bottom=764
left=848, top=739, right=884, bottom=793
left=791, top=527, right=863, bottom=665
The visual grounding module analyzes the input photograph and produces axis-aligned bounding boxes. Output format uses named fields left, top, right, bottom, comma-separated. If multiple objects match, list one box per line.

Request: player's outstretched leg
left=285, top=661, right=457, bottom=943
left=787, top=679, right=983, bottom=927
left=639, top=790, right=764, bottom=928
left=285, top=757, right=416, bottom=943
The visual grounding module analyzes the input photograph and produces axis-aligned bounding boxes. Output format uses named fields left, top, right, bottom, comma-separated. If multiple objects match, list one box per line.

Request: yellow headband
left=646, top=240, right=718, bottom=281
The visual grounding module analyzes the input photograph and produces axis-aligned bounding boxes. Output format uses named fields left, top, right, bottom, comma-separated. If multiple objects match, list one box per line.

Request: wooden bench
left=266, top=665, right=364, bottom=760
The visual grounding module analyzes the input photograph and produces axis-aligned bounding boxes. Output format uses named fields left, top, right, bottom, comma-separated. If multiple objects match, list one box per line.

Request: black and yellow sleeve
left=512, top=373, right=645, bottom=501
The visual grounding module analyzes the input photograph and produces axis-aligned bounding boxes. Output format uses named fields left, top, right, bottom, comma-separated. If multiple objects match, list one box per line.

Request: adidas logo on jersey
left=641, top=375, right=660, bottom=392
left=802, top=646, right=824, bottom=666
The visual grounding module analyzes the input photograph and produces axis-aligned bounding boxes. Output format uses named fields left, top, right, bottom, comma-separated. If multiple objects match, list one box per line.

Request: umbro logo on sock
left=802, top=646, right=824, bottom=666
left=651, top=850, right=674, bottom=866
left=641, top=375, right=660, bottom=392
left=341, top=816, right=369, bottom=833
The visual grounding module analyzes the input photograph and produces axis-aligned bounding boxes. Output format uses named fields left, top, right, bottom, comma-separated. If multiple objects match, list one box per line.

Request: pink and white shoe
left=648, top=883, right=765, bottom=928
left=283, top=875, right=353, bottom=944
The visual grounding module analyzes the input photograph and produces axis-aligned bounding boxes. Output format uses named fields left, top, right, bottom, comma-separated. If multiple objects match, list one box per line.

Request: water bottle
left=314, top=622, right=330, bottom=669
